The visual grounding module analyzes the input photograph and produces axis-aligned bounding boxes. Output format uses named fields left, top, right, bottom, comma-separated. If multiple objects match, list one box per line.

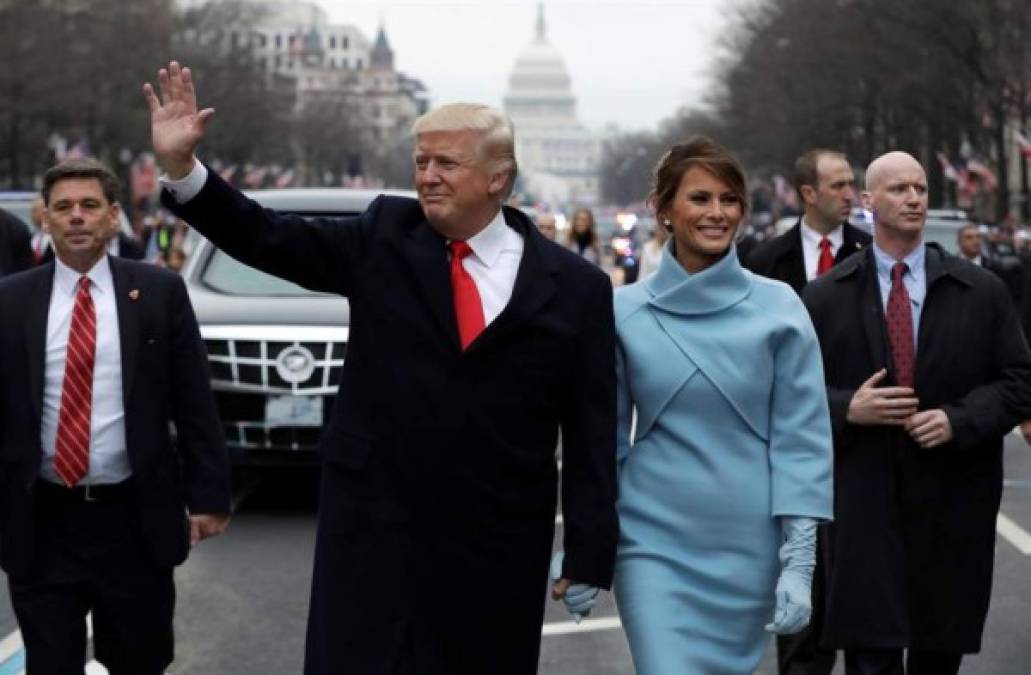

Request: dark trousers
left=844, top=649, right=962, bottom=675
left=7, top=481, right=175, bottom=675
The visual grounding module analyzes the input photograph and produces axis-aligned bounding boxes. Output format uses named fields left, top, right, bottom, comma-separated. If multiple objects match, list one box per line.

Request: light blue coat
left=613, top=244, right=833, bottom=675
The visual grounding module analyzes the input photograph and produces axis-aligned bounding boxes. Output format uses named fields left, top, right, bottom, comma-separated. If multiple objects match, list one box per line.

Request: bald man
left=535, top=212, right=558, bottom=241
left=802, top=151, right=1031, bottom=674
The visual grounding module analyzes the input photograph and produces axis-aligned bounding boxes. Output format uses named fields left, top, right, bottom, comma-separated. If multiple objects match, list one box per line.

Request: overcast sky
left=321, top=0, right=730, bottom=132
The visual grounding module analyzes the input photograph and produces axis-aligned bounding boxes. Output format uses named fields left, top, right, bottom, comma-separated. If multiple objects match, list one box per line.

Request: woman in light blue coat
left=614, top=138, right=833, bottom=674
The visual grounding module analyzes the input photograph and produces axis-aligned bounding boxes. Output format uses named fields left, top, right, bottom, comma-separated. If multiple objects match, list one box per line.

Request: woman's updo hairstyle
left=648, top=136, right=749, bottom=226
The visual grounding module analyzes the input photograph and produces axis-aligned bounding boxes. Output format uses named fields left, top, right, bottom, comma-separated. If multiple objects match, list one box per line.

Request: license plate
left=265, top=395, right=323, bottom=427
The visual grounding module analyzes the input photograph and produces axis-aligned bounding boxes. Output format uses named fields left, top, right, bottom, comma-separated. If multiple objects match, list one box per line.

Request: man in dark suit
left=744, top=149, right=871, bottom=675
left=0, top=158, right=231, bottom=674
left=0, top=206, right=34, bottom=276
left=745, top=149, right=870, bottom=296
left=144, top=61, right=617, bottom=674
left=802, top=152, right=1031, bottom=675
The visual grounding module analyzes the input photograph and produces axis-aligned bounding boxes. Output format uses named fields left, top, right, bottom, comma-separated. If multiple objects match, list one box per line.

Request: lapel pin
left=129, top=289, right=140, bottom=301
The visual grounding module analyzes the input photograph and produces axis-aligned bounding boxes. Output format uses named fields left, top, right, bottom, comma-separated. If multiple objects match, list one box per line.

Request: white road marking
left=997, top=513, right=1031, bottom=556
left=0, top=614, right=112, bottom=675
left=542, top=616, right=622, bottom=636
left=555, top=513, right=563, bottom=526
left=0, top=630, right=22, bottom=664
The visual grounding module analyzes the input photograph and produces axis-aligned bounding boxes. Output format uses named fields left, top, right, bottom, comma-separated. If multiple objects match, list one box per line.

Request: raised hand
left=143, top=61, right=215, bottom=179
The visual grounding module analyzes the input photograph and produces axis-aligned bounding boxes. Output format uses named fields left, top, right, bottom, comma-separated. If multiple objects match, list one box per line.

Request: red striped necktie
left=54, top=276, right=96, bottom=487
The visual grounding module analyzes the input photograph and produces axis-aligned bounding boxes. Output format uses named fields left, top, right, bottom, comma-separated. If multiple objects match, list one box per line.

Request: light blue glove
left=549, top=550, right=599, bottom=623
left=764, top=516, right=817, bottom=635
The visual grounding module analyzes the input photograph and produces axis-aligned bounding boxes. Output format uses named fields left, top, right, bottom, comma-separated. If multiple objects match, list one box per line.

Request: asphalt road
left=1, top=435, right=1030, bottom=674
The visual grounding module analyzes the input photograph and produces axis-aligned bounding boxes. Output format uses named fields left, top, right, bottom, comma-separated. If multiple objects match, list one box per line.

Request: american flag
left=243, top=165, right=268, bottom=188
left=1016, top=131, right=1031, bottom=159
left=965, top=159, right=998, bottom=191
left=936, top=152, right=959, bottom=183
left=274, top=169, right=295, bottom=188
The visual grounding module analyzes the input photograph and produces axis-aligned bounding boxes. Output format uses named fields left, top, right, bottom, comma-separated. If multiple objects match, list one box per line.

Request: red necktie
left=817, top=237, right=834, bottom=275
left=449, top=241, right=485, bottom=350
left=885, top=262, right=915, bottom=388
left=54, top=276, right=95, bottom=487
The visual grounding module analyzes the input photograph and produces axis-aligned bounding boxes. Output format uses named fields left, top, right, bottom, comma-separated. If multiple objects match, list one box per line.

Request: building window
left=275, top=34, right=282, bottom=49
left=275, top=55, right=281, bottom=68
left=342, top=36, right=349, bottom=49
left=329, top=36, right=336, bottom=49
left=356, top=58, right=363, bottom=70
left=341, top=58, right=349, bottom=69
left=329, top=58, right=335, bottom=68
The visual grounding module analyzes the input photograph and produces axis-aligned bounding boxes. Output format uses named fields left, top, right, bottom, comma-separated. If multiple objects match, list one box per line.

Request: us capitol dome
left=503, top=4, right=600, bottom=206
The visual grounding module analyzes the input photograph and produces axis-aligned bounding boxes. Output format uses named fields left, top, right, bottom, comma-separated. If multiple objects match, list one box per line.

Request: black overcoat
left=164, top=172, right=619, bottom=675
left=802, top=243, right=1031, bottom=652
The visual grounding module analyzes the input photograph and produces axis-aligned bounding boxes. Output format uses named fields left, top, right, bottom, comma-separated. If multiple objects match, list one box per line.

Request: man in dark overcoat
left=746, top=150, right=870, bottom=674
left=802, top=151, right=1031, bottom=674
left=144, top=62, right=618, bottom=675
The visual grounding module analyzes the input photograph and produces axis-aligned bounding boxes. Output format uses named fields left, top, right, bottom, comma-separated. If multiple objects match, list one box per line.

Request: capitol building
left=503, top=5, right=600, bottom=206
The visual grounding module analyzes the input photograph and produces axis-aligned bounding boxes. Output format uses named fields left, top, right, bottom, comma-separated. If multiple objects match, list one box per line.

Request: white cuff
left=160, top=160, right=208, bottom=204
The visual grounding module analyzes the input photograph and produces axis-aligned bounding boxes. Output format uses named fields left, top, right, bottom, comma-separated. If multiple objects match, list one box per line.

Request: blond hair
left=412, top=103, right=518, bottom=199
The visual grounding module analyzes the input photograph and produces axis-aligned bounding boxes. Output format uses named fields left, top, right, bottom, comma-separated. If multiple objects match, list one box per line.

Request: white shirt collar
left=801, top=219, right=844, bottom=250
left=54, top=254, right=113, bottom=298
left=462, top=209, right=521, bottom=268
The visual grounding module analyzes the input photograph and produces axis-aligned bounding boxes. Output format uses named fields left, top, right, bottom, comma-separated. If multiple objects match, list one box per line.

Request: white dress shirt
left=800, top=220, right=844, bottom=281
left=161, top=161, right=209, bottom=202
left=456, top=210, right=524, bottom=325
left=162, top=161, right=525, bottom=325
left=41, top=256, right=130, bottom=485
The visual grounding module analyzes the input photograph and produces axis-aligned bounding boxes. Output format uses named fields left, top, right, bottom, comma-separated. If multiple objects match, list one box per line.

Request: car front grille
left=200, top=325, right=348, bottom=453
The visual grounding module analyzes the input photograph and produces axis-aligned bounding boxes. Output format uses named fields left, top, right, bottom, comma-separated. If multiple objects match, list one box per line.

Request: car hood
left=187, top=285, right=350, bottom=326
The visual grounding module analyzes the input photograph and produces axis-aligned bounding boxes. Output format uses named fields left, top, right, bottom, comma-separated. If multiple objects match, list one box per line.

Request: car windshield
left=922, top=223, right=961, bottom=254
left=198, top=211, right=353, bottom=297
left=201, top=249, right=321, bottom=297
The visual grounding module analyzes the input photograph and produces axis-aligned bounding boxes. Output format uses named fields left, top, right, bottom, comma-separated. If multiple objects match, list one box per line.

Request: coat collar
left=465, top=207, right=557, bottom=355
left=24, top=266, right=54, bottom=422
left=108, top=256, right=142, bottom=399
left=401, top=206, right=557, bottom=354
left=646, top=240, right=752, bottom=315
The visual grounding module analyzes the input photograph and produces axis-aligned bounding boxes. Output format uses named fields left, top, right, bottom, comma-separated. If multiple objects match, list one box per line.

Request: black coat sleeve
left=559, top=272, right=618, bottom=589
left=161, top=167, right=372, bottom=296
left=942, top=277, right=1031, bottom=449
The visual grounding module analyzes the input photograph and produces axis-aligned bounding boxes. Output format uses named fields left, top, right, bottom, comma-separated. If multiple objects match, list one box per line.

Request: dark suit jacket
left=163, top=172, right=619, bottom=675
left=0, top=208, right=34, bottom=278
left=802, top=244, right=1031, bottom=652
left=0, top=257, right=230, bottom=578
left=744, top=219, right=871, bottom=295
